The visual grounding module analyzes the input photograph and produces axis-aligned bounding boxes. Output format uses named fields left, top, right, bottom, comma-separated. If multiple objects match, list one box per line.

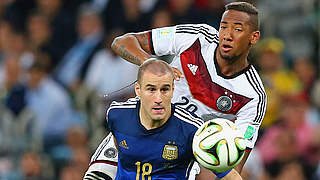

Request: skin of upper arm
left=111, top=32, right=152, bottom=65
left=133, top=31, right=152, bottom=54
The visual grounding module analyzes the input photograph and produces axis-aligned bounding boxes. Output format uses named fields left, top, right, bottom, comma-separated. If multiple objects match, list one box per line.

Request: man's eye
left=220, top=26, right=227, bottom=29
left=148, top=88, right=155, bottom=91
left=235, top=28, right=242, bottom=32
left=161, top=88, right=169, bottom=92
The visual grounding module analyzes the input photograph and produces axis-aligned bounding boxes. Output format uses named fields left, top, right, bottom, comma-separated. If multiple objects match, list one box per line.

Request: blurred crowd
left=0, top=0, right=319, bottom=179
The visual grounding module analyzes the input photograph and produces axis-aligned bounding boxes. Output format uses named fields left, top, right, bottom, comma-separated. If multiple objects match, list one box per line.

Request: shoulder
left=173, top=105, right=204, bottom=129
left=176, top=24, right=217, bottom=33
left=107, top=97, right=139, bottom=117
left=244, top=65, right=267, bottom=97
left=175, top=24, right=219, bottom=42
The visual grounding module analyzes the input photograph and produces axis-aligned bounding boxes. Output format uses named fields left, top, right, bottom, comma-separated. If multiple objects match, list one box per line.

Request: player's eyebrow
left=145, top=84, right=171, bottom=88
left=220, top=21, right=244, bottom=26
left=161, top=84, right=171, bottom=88
left=234, top=22, right=243, bottom=26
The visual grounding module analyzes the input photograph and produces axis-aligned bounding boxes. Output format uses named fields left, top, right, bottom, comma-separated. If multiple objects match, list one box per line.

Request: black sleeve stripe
left=174, top=113, right=202, bottom=128
left=247, top=70, right=263, bottom=123
left=84, top=171, right=113, bottom=180
left=93, top=171, right=113, bottom=180
left=249, top=68, right=267, bottom=124
left=174, top=108, right=203, bottom=127
left=176, top=30, right=197, bottom=35
left=176, top=25, right=219, bottom=43
left=176, top=30, right=218, bottom=44
left=175, top=107, right=203, bottom=124
left=245, top=71, right=263, bottom=124
left=177, top=26, right=217, bottom=39
left=245, top=68, right=267, bottom=124
left=84, top=174, right=100, bottom=180
left=92, top=136, right=111, bottom=162
left=89, top=160, right=118, bottom=167
left=148, top=31, right=155, bottom=55
left=249, top=68, right=267, bottom=123
left=176, top=27, right=218, bottom=40
left=177, top=24, right=210, bottom=31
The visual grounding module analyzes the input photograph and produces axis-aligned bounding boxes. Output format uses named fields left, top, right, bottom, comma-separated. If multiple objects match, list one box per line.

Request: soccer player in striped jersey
left=84, top=60, right=242, bottom=179
left=84, top=1, right=266, bottom=179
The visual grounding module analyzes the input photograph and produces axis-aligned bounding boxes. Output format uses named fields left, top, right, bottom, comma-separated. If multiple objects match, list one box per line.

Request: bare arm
left=111, top=31, right=185, bottom=80
left=235, top=151, right=250, bottom=173
left=196, top=166, right=243, bottom=180
left=111, top=31, right=152, bottom=66
left=220, top=169, right=243, bottom=180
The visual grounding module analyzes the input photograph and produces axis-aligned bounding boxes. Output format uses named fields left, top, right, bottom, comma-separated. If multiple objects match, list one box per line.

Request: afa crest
left=162, top=145, right=178, bottom=160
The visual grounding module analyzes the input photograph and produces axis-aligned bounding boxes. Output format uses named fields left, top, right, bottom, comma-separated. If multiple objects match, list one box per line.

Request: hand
left=172, top=67, right=184, bottom=81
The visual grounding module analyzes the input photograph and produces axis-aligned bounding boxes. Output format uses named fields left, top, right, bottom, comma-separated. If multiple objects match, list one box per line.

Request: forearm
left=111, top=33, right=151, bottom=66
left=196, top=166, right=242, bottom=180
left=219, top=169, right=242, bottom=180
left=234, top=150, right=250, bottom=174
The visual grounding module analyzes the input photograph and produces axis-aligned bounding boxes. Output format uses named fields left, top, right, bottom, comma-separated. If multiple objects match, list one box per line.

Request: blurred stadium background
left=0, top=0, right=319, bottom=179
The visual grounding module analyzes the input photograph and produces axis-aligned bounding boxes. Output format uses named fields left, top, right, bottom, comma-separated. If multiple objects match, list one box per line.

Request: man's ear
left=250, top=31, right=260, bottom=46
left=135, top=82, right=141, bottom=97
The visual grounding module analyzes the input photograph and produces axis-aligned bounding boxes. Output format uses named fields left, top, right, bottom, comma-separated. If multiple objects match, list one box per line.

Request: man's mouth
left=152, top=107, right=164, bottom=113
left=221, top=44, right=233, bottom=52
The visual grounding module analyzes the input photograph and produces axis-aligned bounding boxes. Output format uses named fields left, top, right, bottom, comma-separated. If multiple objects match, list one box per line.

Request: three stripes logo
left=187, top=64, right=198, bottom=75
left=119, top=140, right=129, bottom=149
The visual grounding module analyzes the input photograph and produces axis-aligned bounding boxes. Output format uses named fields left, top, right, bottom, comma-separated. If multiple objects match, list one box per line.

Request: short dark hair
left=225, top=2, right=259, bottom=31
left=137, top=59, right=174, bottom=84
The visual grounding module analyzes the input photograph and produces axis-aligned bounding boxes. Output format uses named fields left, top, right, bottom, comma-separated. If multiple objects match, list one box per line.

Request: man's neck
left=216, top=50, right=249, bottom=76
left=139, top=109, right=171, bottom=130
left=141, top=119, right=163, bottom=130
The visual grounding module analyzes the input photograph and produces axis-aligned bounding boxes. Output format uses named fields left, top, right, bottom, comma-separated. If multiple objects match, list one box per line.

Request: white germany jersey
left=150, top=24, right=267, bottom=149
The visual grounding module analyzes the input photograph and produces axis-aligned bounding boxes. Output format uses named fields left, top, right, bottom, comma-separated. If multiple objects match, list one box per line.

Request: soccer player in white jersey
left=84, top=1, right=266, bottom=179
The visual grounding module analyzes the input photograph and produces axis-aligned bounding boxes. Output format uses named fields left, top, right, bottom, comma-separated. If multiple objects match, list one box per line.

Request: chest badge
left=216, top=95, right=233, bottom=112
left=162, top=145, right=178, bottom=160
left=104, top=147, right=117, bottom=158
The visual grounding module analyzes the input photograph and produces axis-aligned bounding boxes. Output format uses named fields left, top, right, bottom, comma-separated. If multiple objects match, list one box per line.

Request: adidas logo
left=119, top=140, right=129, bottom=149
left=187, top=64, right=198, bottom=75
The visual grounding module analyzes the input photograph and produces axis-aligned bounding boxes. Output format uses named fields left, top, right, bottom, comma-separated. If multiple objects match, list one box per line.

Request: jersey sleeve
left=235, top=90, right=267, bottom=149
left=150, top=24, right=218, bottom=56
left=84, top=133, right=118, bottom=180
left=105, top=101, right=117, bottom=132
left=105, top=98, right=139, bottom=132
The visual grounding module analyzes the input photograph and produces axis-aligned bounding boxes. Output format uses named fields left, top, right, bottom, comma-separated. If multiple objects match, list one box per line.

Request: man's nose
left=154, top=90, right=163, bottom=104
left=223, top=30, right=232, bottom=41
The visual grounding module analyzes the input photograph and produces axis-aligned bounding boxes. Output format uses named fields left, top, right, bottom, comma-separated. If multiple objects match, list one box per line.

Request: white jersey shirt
left=150, top=24, right=267, bottom=149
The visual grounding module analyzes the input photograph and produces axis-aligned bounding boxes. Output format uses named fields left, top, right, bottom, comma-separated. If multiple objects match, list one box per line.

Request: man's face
left=135, top=71, right=174, bottom=122
left=218, top=10, right=259, bottom=62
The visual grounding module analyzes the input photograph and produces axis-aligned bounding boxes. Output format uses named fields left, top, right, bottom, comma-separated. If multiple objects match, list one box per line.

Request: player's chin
left=220, top=53, right=237, bottom=62
left=151, top=114, right=166, bottom=121
left=220, top=52, right=232, bottom=59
